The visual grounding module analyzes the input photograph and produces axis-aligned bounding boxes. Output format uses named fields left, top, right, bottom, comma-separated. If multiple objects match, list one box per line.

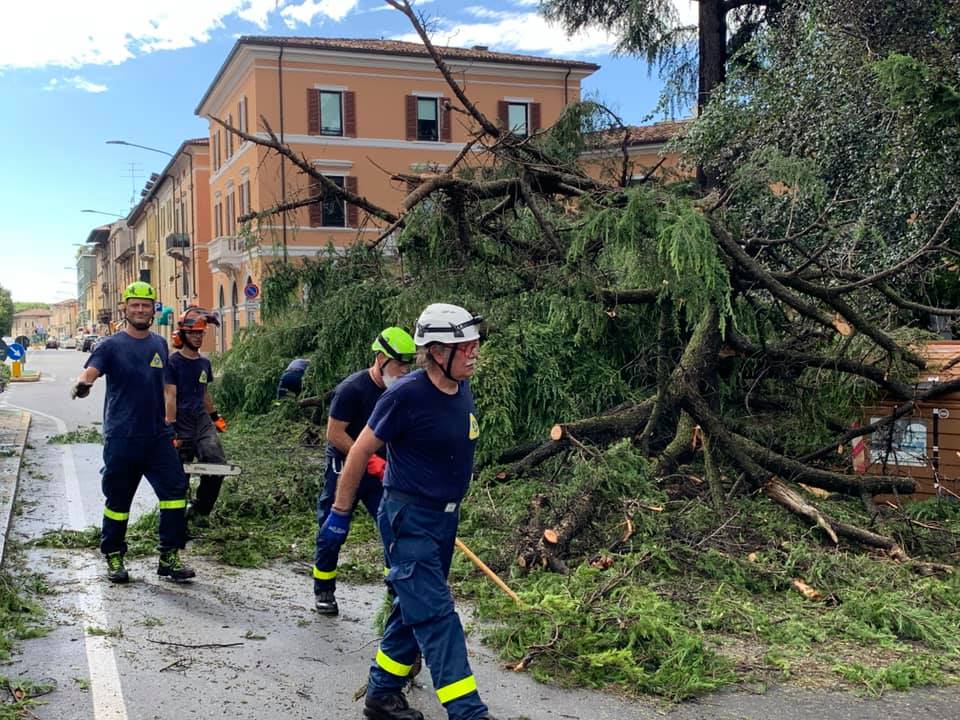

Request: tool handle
left=455, top=538, right=521, bottom=605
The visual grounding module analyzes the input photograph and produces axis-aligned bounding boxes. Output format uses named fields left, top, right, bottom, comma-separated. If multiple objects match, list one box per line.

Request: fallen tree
left=212, top=0, right=960, bottom=578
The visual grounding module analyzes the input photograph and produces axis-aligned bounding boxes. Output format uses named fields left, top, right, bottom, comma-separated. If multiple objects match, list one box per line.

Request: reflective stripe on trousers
left=366, top=498, right=488, bottom=720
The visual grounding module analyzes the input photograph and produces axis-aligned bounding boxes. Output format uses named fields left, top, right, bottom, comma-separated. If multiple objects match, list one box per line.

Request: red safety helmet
left=173, top=306, right=220, bottom=348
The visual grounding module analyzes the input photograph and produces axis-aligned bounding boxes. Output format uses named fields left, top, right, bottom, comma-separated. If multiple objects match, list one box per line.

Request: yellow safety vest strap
left=375, top=647, right=412, bottom=678
left=436, top=675, right=478, bottom=705
left=313, top=566, right=337, bottom=580
left=103, top=507, right=130, bottom=521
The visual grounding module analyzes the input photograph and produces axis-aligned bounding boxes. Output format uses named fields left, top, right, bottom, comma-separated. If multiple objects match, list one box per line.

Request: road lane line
left=2, top=402, right=129, bottom=720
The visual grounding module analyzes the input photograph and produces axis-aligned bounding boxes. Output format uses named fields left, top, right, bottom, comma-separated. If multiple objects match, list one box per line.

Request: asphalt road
left=2, top=348, right=958, bottom=720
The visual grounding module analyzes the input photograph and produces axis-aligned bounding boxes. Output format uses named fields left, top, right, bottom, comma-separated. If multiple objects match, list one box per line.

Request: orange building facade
left=196, top=37, right=599, bottom=350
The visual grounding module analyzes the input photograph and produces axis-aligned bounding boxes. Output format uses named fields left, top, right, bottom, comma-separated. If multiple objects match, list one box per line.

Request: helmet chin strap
left=441, top=347, right=457, bottom=382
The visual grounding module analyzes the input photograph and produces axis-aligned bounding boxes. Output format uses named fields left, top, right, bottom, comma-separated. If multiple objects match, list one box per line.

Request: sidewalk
left=0, top=407, right=31, bottom=567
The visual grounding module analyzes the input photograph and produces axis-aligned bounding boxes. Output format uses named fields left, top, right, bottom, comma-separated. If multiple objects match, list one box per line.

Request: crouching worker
left=313, top=327, right=416, bottom=615
left=327, top=304, right=498, bottom=720
left=164, top=307, right=228, bottom=529
left=71, top=281, right=195, bottom=584
left=277, top=358, right=310, bottom=400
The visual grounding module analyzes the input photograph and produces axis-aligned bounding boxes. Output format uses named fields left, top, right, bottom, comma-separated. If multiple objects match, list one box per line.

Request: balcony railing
left=207, top=236, right=244, bottom=272
left=165, top=233, right=190, bottom=260
left=139, top=241, right=154, bottom=259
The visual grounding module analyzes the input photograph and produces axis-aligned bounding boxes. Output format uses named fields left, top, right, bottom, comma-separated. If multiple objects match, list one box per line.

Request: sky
left=0, top=0, right=696, bottom=304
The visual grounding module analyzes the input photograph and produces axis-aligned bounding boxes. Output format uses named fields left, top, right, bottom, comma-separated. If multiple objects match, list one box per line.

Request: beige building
left=12, top=308, right=52, bottom=341
left=49, top=299, right=79, bottom=339
left=196, top=37, right=599, bottom=349
left=76, top=252, right=97, bottom=333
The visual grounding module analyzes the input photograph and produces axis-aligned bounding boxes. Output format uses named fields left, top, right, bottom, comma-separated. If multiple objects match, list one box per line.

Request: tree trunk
left=697, top=0, right=727, bottom=188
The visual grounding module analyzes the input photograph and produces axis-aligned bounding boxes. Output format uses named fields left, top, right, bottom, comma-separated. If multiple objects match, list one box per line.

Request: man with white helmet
left=312, top=326, right=416, bottom=616
left=325, top=304, right=497, bottom=720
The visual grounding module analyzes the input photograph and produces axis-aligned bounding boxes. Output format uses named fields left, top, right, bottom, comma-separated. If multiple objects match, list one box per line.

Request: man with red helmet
left=164, top=307, right=229, bottom=528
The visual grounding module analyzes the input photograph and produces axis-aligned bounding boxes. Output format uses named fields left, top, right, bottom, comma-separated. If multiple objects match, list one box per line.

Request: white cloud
left=43, top=75, right=108, bottom=93
left=393, top=10, right=617, bottom=57
left=238, top=0, right=288, bottom=29
left=673, top=0, right=698, bottom=26
left=0, top=0, right=349, bottom=70
left=280, top=0, right=358, bottom=27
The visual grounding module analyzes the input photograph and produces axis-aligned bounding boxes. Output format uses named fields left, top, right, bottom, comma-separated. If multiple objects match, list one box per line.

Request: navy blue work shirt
left=367, top=369, right=479, bottom=504
left=164, top=352, right=212, bottom=415
left=84, top=332, right=171, bottom=439
left=326, top=368, right=384, bottom=463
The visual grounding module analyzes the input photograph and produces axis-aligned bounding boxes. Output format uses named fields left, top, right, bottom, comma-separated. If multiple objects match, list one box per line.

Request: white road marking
left=3, top=402, right=129, bottom=720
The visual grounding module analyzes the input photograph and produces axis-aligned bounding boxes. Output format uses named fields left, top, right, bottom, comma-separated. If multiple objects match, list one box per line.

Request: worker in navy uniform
left=164, top=307, right=229, bottom=528
left=313, top=327, right=417, bottom=616
left=71, top=281, right=195, bottom=584
left=277, top=357, right=310, bottom=399
left=325, top=303, right=498, bottom=720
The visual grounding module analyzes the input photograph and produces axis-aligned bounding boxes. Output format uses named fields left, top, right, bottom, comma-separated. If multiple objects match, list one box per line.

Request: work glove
left=71, top=381, right=92, bottom=399
left=319, top=508, right=350, bottom=545
left=366, top=454, right=387, bottom=481
left=172, top=435, right=182, bottom=450
left=210, top=411, right=227, bottom=433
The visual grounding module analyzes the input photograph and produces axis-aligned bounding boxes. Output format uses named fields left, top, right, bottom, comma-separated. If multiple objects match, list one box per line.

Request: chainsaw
left=182, top=462, right=242, bottom=477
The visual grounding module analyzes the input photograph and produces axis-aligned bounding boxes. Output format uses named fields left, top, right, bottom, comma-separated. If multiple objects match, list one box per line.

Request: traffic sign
left=243, top=282, right=260, bottom=300
left=6, top=343, right=26, bottom=361
left=154, top=301, right=163, bottom=312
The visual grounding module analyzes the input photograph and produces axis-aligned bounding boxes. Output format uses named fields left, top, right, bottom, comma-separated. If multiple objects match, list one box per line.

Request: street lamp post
left=106, top=140, right=173, bottom=157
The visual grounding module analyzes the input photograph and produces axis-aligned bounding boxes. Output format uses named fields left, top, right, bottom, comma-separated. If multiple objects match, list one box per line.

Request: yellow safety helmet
left=122, top=281, right=157, bottom=301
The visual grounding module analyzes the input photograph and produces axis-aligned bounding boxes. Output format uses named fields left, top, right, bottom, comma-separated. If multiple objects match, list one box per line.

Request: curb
left=0, top=409, right=31, bottom=568
left=9, top=373, right=42, bottom=383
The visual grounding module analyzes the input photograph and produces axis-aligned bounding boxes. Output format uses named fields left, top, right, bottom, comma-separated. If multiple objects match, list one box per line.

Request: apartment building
left=11, top=308, right=52, bottom=341
left=196, top=36, right=599, bottom=349
left=76, top=252, right=97, bottom=333
left=49, top=299, right=78, bottom=339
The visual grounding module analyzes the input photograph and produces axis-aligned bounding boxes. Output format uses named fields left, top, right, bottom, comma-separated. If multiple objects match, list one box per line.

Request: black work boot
left=157, top=549, right=196, bottom=582
left=314, top=590, right=339, bottom=616
left=363, top=693, right=424, bottom=720
left=105, top=552, right=129, bottom=584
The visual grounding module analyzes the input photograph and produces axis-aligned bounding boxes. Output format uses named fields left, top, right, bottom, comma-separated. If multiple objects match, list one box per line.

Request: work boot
left=157, top=549, right=196, bottom=582
left=105, top=552, right=129, bottom=584
left=314, top=590, right=339, bottom=616
left=363, top=693, right=424, bottom=720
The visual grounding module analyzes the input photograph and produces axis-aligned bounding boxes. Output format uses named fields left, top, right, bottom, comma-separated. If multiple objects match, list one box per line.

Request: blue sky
left=0, top=0, right=695, bottom=304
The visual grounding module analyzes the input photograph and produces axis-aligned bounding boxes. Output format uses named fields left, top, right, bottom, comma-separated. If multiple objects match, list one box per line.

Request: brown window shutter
left=345, top=176, right=358, bottom=227
left=440, top=97, right=452, bottom=142
left=308, top=183, right=323, bottom=227
left=242, top=97, right=249, bottom=134
left=307, top=88, right=320, bottom=135
left=405, top=95, right=417, bottom=141
left=344, top=91, right=357, bottom=137
left=244, top=180, right=251, bottom=215
left=530, top=102, right=541, bottom=132
left=497, top=101, right=509, bottom=130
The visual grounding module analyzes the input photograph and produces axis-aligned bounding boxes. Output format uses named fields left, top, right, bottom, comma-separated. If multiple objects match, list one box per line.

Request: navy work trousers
left=175, top=410, right=227, bottom=515
left=367, top=495, right=488, bottom=720
left=313, top=456, right=384, bottom=593
left=100, top=434, right=188, bottom=555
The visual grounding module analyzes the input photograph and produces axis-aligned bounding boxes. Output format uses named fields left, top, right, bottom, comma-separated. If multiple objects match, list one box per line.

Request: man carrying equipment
left=312, top=326, right=416, bottom=616
left=277, top=358, right=310, bottom=399
left=326, top=304, right=498, bottom=720
left=72, top=281, right=195, bottom=584
left=164, top=307, right=229, bottom=528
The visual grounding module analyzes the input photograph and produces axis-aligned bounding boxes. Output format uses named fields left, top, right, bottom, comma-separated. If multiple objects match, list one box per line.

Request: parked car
left=90, top=336, right=108, bottom=352
left=62, top=337, right=77, bottom=349
left=81, top=334, right=99, bottom=352
left=45, top=337, right=59, bottom=349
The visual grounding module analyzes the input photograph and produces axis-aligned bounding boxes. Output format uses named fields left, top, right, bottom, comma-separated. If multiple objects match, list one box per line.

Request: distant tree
left=13, top=302, right=50, bottom=312
left=542, top=0, right=782, bottom=116
left=0, top=286, right=13, bottom=336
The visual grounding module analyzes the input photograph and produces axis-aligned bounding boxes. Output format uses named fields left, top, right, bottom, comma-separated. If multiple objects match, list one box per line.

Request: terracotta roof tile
left=593, top=120, right=691, bottom=148
left=239, top=36, right=600, bottom=70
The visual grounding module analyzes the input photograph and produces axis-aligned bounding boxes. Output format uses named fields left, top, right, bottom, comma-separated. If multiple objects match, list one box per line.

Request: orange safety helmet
left=173, top=306, right=220, bottom=348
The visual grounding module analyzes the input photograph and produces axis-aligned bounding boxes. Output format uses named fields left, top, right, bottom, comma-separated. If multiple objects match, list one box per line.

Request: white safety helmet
left=414, top=303, right=483, bottom=347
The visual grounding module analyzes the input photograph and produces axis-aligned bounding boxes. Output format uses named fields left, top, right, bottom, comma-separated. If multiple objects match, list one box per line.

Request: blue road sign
left=243, top=283, right=260, bottom=300
left=6, top=343, right=26, bottom=361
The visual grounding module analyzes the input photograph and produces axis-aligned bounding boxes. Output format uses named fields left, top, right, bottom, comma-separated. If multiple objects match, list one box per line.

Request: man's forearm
left=332, top=449, right=370, bottom=512
left=77, top=367, right=99, bottom=385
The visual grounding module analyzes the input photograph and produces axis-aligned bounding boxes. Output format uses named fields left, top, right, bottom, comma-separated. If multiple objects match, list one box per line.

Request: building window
left=322, top=176, right=346, bottom=227
left=320, top=91, right=343, bottom=136
left=508, top=102, right=528, bottom=137
left=417, top=97, right=438, bottom=141
left=217, top=286, right=225, bottom=352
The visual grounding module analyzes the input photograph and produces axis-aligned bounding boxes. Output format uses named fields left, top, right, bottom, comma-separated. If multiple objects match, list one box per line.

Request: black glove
left=71, top=382, right=92, bottom=399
